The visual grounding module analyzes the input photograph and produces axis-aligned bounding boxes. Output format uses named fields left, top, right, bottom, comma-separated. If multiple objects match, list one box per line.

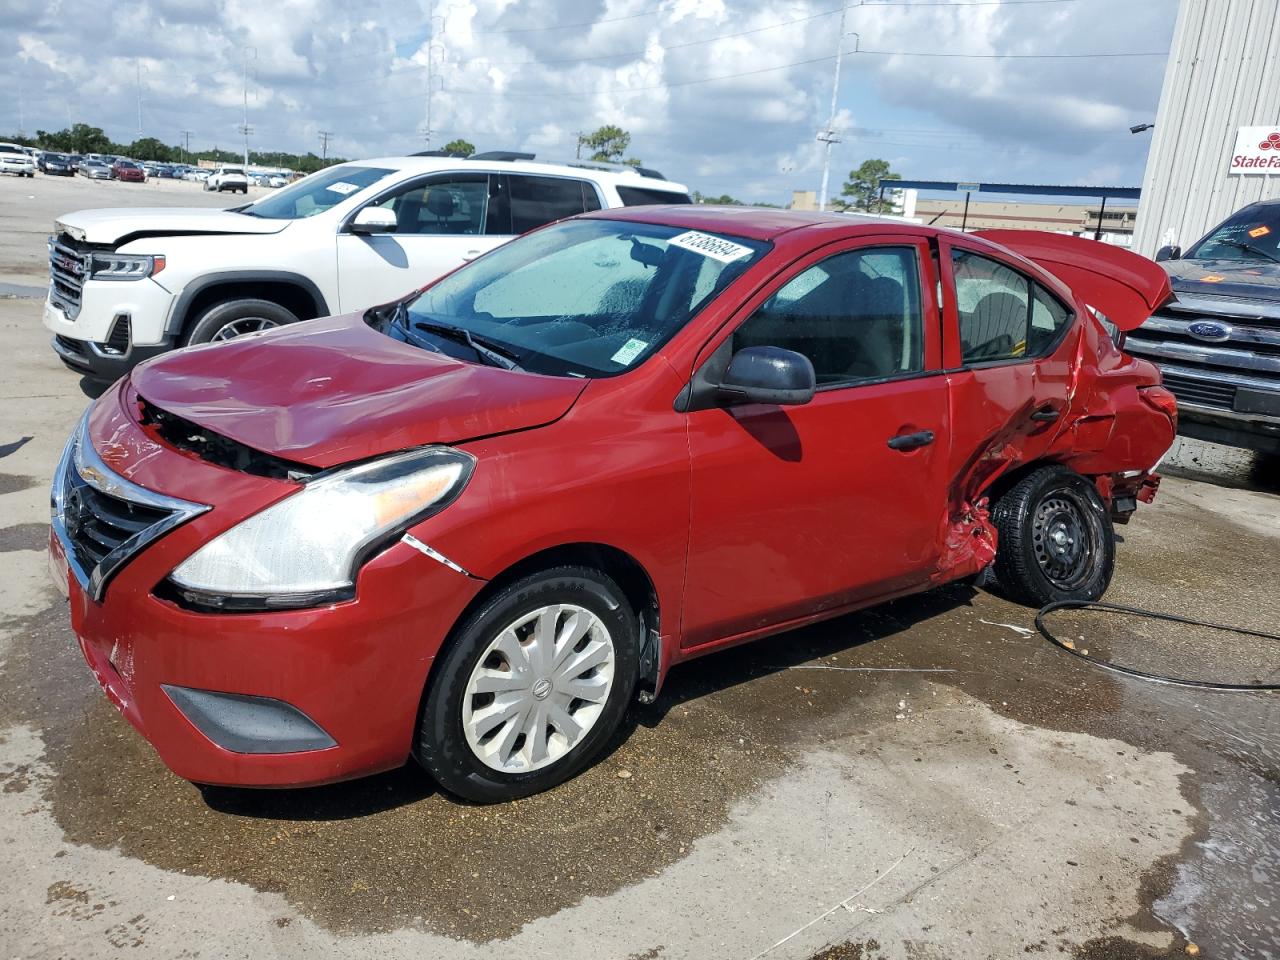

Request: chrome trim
left=1142, top=314, right=1280, bottom=347
left=1176, top=400, right=1280, bottom=426
left=52, top=410, right=210, bottom=601
left=1125, top=338, right=1280, bottom=374
left=1151, top=362, right=1280, bottom=392
left=48, top=236, right=88, bottom=319
left=401, top=533, right=475, bottom=578
left=1163, top=294, right=1280, bottom=322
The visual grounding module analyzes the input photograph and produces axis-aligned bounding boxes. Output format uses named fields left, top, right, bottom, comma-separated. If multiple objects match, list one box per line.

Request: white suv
left=0, top=143, right=36, bottom=178
left=44, top=155, right=690, bottom=381
left=204, top=166, right=250, bottom=194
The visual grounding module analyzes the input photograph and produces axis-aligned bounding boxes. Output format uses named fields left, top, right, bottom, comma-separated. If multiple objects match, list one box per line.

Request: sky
left=2, top=0, right=1179, bottom=204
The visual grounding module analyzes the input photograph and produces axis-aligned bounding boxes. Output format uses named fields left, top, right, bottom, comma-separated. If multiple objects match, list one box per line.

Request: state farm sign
left=1229, top=127, right=1280, bottom=173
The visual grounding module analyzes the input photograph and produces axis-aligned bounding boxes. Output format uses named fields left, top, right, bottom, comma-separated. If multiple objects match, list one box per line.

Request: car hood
left=129, top=313, right=590, bottom=468
left=55, top=207, right=290, bottom=245
left=1163, top=257, right=1280, bottom=303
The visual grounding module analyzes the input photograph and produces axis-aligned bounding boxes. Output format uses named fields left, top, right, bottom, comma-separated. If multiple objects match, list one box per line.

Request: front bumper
left=49, top=389, right=487, bottom=787
left=1155, top=363, right=1280, bottom=453
left=44, top=279, right=179, bottom=381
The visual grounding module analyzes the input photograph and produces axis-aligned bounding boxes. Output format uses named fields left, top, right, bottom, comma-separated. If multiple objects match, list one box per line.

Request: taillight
left=1139, top=384, right=1178, bottom=424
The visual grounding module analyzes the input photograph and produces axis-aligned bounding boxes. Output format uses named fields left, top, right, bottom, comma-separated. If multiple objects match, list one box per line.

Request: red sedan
left=111, top=159, right=146, bottom=182
left=49, top=207, right=1176, bottom=801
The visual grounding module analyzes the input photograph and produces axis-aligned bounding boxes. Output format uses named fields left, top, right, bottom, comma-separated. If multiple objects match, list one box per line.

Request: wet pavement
left=1, top=297, right=1278, bottom=959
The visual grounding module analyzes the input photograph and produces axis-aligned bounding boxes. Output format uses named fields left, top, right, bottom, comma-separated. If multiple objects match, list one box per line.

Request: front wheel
left=184, top=298, right=299, bottom=345
left=991, top=465, right=1115, bottom=607
left=417, top=566, right=639, bottom=803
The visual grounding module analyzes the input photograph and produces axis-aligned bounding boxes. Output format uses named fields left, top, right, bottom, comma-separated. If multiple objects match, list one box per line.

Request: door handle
left=887, top=429, right=935, bottom=451
left=461, top=249, right=481, bottom=262
left=1030, top=406, right=1060, bottom=423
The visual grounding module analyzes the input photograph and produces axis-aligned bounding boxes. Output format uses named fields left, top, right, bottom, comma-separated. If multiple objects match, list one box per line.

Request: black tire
left=184, top=298, right=300, bottom=345
left=416, top=566, right=639, bottom=803
left=991, top=465, right=1115, bottom=607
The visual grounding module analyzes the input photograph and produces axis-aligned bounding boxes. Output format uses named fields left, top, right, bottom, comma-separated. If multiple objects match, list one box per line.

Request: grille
left=52, top=417, right=209, bottom=601
left=48, top=235, right=92, bottom=319
left=1160, top=372, right=1236, bottom=410
left=54, top=334, right=87, bottom=357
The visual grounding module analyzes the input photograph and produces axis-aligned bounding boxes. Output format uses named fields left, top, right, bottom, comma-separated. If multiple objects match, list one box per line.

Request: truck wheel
left=416, top=566, right=639, bottom=803
left=184, top=299, right=300, bottom=345
left=991, top=465, right=1114, bottom=607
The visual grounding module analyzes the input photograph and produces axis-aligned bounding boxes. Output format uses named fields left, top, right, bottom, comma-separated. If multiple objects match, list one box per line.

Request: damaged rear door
left=680, top=235, right=950, bottom=648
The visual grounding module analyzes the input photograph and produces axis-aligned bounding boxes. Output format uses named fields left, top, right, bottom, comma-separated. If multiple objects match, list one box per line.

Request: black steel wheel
left=991, top=465, right=1114, bottom=607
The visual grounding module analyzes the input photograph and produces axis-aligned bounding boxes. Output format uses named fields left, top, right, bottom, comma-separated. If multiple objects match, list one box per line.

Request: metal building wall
left=1133, top=0, right=1280, bottom=255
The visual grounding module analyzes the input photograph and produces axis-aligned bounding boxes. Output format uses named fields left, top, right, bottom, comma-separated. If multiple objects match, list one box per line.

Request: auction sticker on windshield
left=610, top=337, right=648, bottom=366
left=327, top=181, right=360, bottom=195
left=668, top=231, right=754, bottom=264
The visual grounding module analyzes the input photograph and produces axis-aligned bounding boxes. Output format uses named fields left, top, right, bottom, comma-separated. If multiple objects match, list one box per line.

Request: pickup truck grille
left=1126, top=301, right=1280, bottom=420
left=48, top=234, right=94, bottom=319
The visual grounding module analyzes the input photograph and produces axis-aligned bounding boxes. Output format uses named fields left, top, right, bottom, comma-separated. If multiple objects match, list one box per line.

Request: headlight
left=90, top=253, right=165, bottom=280
left=168, top=446, right=473, bottom=610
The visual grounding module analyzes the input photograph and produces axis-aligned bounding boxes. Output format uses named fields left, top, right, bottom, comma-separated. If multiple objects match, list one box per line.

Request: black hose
left=1034, top=599, right=1280, bottom=691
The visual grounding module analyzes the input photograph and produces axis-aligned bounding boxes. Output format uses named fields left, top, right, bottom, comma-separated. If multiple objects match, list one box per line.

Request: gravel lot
left=1, top=174, right=1277, bottom=960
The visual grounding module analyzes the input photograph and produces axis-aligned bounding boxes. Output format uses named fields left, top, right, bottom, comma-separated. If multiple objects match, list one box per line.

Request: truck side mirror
left=1154, top=245, right=1181, bottom=262
left=348, top=207, right=398, bottom=235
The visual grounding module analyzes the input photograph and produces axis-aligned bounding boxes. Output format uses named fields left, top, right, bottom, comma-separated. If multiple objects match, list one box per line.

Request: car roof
left=579, top=204, right=932, bottom=242
left=355, top=155, right=689, bottom=192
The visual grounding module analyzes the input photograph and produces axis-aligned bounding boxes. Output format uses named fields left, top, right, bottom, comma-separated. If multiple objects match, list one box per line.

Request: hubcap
left=1031, top=492, right=1096, bottom=590
left=462, top=604, right=615, bottom=774
left=211, top=317, right=279, bottom=341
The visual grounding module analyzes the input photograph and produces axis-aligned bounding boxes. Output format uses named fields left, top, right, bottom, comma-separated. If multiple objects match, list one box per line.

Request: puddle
left=0, top=473, right=39, bottom=495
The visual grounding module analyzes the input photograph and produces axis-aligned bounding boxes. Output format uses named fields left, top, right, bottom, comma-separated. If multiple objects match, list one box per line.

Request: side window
left=952, top=250, right=1031, bottom=362
left=732, top=247, right=924, bottom=387
left=1028, top=284, right=1072, bottom=354
left=509, top=175, right=598, bottom=233
left=375, top=176, right=490, bottom=236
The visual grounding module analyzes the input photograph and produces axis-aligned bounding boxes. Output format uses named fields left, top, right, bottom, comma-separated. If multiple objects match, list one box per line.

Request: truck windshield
left=1188, top=205, right=1280, bottom=262
left=384, top=218, right=769, bottom=378
left=241, top=165, right=394, bottom=220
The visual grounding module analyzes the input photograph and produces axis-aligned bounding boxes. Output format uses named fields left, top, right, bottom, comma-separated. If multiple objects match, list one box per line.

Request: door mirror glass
left=1154, top=244, right=1181, bottom=262
left=717, top=346, right=816, bottom=406
left=349, top=206, right=398, bottom=234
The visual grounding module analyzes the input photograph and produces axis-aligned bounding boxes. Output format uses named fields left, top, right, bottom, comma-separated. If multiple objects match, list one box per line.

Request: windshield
left=1188, top=204, right=1280, bottom=262
left=389, top=218, right=769, bottom=378
left=242, top=165, right=394, bottom=220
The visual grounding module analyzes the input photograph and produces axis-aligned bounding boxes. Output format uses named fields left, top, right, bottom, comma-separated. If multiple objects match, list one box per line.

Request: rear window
left=509, top=175, right=602, bottom=233
left=617, top=186, right=692, bottom=206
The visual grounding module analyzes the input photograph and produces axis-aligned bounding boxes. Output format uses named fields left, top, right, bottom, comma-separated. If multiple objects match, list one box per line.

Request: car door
left=334, top=172, right=510, bottom=312
left=681, top=236, right=951, bottom=649
left=936, top=239, right=1077, bottom=498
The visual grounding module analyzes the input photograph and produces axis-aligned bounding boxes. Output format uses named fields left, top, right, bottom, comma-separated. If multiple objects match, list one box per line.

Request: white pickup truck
left=44, top=155, right=690, bottom=382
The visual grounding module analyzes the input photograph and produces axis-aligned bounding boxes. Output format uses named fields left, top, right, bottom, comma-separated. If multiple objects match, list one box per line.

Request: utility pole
left=319, top=131, right=333, bottom=161
left=180, top=129, right=193, bottom=163
left=135, top=59, right=146, bottom=141
left=421, top=1, right=445, bottom=149
left=574, top=131, right=584, bottom=159
left=817, top=6, right=856, bottom=213
left=239, top=49, right=256, bottom=169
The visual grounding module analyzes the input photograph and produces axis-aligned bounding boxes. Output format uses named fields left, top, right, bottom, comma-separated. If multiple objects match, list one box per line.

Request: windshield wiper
left=1216, top=238, right=1280, bottom=263
left=412, top=318, right=521, bottom=370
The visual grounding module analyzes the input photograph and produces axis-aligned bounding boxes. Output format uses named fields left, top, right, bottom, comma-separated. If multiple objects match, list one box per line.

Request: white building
left=1133, top=0, right=1280, bottom=255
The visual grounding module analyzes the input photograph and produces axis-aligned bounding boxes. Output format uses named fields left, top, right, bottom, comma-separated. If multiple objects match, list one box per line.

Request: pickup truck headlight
left=168, top=446, right=474, bottom=610
left=90, top=253, right=165, bottom=280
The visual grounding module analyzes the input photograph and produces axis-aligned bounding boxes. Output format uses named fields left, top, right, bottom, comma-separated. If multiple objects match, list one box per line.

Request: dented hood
left=130, top=314, right=589, bottom=468
left=56, top=207, right=290, bottom=245
left=976, top=230, right=1173, bottom=331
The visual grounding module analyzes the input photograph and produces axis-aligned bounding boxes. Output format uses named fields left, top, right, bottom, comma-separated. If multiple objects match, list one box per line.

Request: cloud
left=2, top=0, right=1175, bottom=201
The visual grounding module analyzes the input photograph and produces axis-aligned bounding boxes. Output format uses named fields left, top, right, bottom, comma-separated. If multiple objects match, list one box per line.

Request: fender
left=975, top=230, right=1172, bottom=331
left=164, top=270, right=331, bottom=338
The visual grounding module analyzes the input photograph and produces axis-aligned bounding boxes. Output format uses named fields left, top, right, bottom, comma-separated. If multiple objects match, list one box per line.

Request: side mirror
left=348, top=206, right=398, bottom=235
left=1154, top=244, right=1181, bottom=262
left=717, top=346, right=816, bottom=407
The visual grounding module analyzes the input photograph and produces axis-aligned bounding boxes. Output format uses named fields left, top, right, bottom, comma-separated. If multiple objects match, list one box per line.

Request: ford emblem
left=1187, top=320, right=1232, bottom=342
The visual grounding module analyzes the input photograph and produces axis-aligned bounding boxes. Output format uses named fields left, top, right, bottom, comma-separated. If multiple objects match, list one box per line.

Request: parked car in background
left=111, top=159, right=146, bottom=183
left=79, top=159, right=112, bottom=180
left=45, top=154, right=691, bottom=381
left=1132, top=199, right=1280, bottom=454
left=263, top=172, right=289, bottom=188
left=39, top=152, right=77, bottom=176
left=204, top=166, right=249, bottom=193
left=48, top=208, right=1175, bottom=800
left=0, top=143, right=36, bottom=177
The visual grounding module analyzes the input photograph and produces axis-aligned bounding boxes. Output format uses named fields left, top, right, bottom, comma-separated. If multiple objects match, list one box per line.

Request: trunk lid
left=128, top=314, right=589, bottom=468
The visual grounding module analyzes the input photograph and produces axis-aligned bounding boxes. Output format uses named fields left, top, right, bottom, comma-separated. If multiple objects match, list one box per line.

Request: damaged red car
left=50, top=207, right=1177, bottom=801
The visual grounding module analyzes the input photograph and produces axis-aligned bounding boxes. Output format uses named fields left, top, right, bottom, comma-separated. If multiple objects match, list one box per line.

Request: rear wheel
left=417, top=566, right=639, bottom=803
left=991, top=465, right=1114, bottom=607
left=184, top=298, right=300, bottom=345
